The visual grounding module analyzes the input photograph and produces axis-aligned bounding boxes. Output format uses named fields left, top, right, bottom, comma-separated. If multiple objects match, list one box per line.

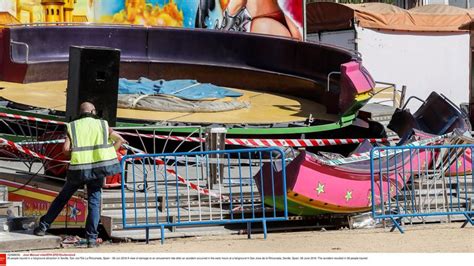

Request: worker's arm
left=109, top=128, right=127, bottom=151
left=62, top=134, right=72, bottom=157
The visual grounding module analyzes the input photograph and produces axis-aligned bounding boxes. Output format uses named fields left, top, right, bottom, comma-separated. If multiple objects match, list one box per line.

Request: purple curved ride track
left=0, top=25, right=371, bottom=114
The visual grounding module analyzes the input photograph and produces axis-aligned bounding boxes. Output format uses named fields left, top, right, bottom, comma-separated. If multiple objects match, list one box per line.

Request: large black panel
left=66, top=46, right=120, bottom=126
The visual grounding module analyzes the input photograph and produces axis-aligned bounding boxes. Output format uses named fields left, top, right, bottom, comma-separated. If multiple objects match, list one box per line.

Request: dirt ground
left=42, top=223, right=473, bottom=253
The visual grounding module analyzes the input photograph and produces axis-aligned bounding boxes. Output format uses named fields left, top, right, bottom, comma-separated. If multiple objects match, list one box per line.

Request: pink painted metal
left=290, top=149, right=432, bottom=212
left=337, top=61, right=375, bottom=115
left=254, top=144, right=434, bottom=214
left=447, top=149, right=472, bottom=175
left=340, top=61, right=375, bottom=94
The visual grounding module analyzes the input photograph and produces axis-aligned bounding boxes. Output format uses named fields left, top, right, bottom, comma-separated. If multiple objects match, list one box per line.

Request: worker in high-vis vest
left=34, top=102, right=125, bottom=248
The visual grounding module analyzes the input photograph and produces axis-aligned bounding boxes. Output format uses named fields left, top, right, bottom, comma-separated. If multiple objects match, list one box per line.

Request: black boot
left=33, top=226, right=46, bottom=236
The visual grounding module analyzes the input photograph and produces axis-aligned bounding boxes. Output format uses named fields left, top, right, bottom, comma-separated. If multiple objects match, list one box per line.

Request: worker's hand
left=117, top=147, right=127, bottom=156
left=110, top=130, right=127, bottom=151
left=116, top=147, right=127, bottom=161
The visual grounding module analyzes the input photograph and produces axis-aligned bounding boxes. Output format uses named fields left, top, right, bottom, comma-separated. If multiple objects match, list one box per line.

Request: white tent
left=307, top=2, right=473, bottom=111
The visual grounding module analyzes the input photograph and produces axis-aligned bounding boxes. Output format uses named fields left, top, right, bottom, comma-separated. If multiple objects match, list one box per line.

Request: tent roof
left=307, top=2, right=473, bottom=33
left=410, top=4, right=472, bottom=15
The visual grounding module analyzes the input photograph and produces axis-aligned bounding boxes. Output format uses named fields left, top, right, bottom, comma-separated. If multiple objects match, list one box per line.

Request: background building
left=41, top=0, right=68, bottom=22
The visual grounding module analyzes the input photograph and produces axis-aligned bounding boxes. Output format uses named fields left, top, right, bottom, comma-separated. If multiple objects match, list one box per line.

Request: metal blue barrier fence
left=370, top=142, right=474, bottom=233
left=120, top=147, right=288, bottom=244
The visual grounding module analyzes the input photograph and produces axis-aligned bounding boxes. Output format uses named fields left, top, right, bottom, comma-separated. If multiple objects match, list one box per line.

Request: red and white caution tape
left=117, top=131, right=397, bottom=147
left=167, top=165, right=228, bottom=200
left=123, top=144, right=228, bottom=200
left=224, top=137, right=396, bottom=147
left=0, top=137, right=68, bottom=163
left=0, top=112, right=396, bottom=147
left=0, top=112, right=66, bottom=125
left=17, top=139, right=66, bottom=146
left=0, top=137, right=226, bottom=200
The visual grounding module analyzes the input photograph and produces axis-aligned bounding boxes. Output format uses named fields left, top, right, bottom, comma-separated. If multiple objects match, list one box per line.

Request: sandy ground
left=40, top=223, right=473, bottom=253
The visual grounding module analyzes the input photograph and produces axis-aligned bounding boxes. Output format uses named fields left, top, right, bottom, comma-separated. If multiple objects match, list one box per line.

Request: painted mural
left=0, top=0, right=303, bottom=39
left=0, top=179, right=87, bottom=227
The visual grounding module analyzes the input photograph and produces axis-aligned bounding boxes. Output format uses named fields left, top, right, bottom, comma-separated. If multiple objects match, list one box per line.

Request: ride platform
left=0, top=80, right=336, bottom=125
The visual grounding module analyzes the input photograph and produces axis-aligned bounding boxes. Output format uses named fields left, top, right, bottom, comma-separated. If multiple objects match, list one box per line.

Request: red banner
left=0, top=254, right=6, bottom=266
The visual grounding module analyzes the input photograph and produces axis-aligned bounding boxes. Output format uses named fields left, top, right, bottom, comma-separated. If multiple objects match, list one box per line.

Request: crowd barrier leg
left=390, top=217, right=404, bottom=233
left=371, top=142, right=474, bottom=234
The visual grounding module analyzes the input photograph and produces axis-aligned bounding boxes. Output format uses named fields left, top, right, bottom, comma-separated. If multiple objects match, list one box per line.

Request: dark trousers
left=38, top=177, right=104, bottom=242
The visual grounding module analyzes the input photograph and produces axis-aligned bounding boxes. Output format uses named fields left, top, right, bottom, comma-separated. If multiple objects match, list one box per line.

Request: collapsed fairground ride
left=0, top=24, right=388, bottom=235
left=0, top=24, right=383, bottom=143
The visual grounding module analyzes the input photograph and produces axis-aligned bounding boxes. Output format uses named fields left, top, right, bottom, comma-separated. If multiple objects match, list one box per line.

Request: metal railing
left=370, top=143, right=474, bottom=233
left=326, top=71, right=341, bottom=92
left=10, top=40, right=29, bottom=63
left=120, top=147, right=288, bottom=244
left=371, top=81, right=406, bottom=108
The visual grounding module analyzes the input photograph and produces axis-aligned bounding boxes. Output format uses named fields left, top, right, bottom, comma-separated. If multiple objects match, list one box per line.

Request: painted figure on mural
left=2, top=0, right=303, bottom=38
left=197, top=0, right=302, bottom=40
left=222, top=0, right=302, bottom=39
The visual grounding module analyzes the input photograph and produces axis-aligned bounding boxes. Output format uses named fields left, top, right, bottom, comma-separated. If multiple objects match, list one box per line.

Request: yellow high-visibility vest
left=66, top=117, right=119, bottom=177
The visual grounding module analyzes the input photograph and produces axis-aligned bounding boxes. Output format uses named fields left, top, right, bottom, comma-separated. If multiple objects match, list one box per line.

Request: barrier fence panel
left=370, top=143, right=474, bottom=233
left=120, top=147, right=288, bottom=244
